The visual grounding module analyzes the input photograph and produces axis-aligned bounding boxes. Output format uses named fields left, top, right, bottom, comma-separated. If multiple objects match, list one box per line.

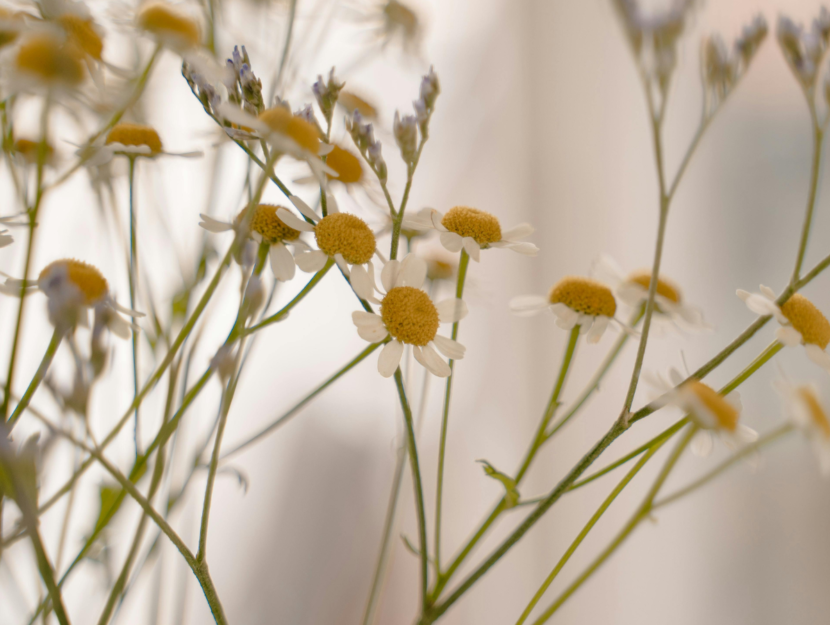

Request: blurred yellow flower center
left=549, top=276, right=617, bottom=317
left=0, top=8, right=21, bottom=48
left=106, top=123, right=163, bottom=154
left=258, top=107, right=320, bottom=154
left=314, top=213, right=376, bottom=265
left=58, top=14, right=103, bottom=60
left=426, top=258, right=454, bottom=281
left=15, top=33, right=84, bottom=85
left=381, top=286, right=439, bottom=346
left=40, top=259, right=108, bottom=306
left=441, top=207, right=502, bottom=245
left=338, top=91, right=377, bottom=119
left=137, top=2, right=200, bottom=48
left=626, top=270, right=681, bottom=304
left=797, top=386, right=830, bottom=439
left=14, top=138, right=54, bottom=164
left=686, top=380, right=738, bottom=432
left=780, top=294, right=830, bottom=349
left=385, top=0, right=419, bottom=33
left=325, top=146, right=363, bottom=184
left=236, top=204, right=301, bottom=244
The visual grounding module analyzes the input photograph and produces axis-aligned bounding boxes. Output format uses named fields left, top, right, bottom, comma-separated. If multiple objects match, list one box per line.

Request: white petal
left=326, top=193, right=340, bottom=214
left=334, top=253, right=350, bottom=276
left=436, top=298, right=468, bottom=323
left=352, top=311, right=385, bottom=328
left=760, top=284, right=777, bottom=300
left=586, top=316, right=609, bottom=344
left=509, top=295, right=548, bottom=317
left=398, top=254, right=427, bottom=288
left=381, top=260, right=401, bottom=293
left=289, top=196, right=322, bottom=224
left=420, top=343, right=451, bottom=377
left=463, top=238, right=481, bottom=262
left=378, top=340, right=404, bottom=377
left=590, top=255, right=626, bottom=286
left=198, top=214, right=233, bottom=233
left=491, top=241, right=538, bottom=256
left=805, top=344, right=830, bottom=371
left=501, top=223, right=535, bottom=241
left=440, top=231, right=463, bottom=252
left=742, top=292, right=782, bottom=318
left=412, top=345, right=427, bottom=369
left=357, top=322, right=389, bottom=342
left=295, top=250, right=328, bottom=272
left=735, top=424, right=759, bottom=444
left=690, top=430, right=714, bottom=457
left=106, top=312, right=133, bottom=339
left=430, top=210, right=448, bottom=231
left=578, top=315, right=594, bottom=334
left=433, top=335, right=465, bottom=359
left=277, top=207, right=316, bottom=232
left=318, top=142, right=334, bottom=156
left=775, top=325, right=803, bottom=347
left=617, top=283, right=646, bottom=307
left=736, top=289, right=751, bottom=302
left=350, top=263, right=375, bottom=301
left=269, top=243, right=296, bottom=281
left=108, top=299, right=145, bottom=318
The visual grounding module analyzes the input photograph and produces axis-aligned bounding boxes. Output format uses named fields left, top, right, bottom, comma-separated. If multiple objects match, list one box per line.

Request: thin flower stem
left=394, top=367, right=429, bottom=614
left=434, top=249, right=470, bottom=573
left=389, top=140, right=427, bottom=261
left=720, top=340, right=784, bottom=396
left=270, top=0, right=298, bottom=102
left=529, top=426, right=697, bottom=625
left=516, top=440, right=666, bottom=625
left=28, top=521, right=71, bottom=625
left=127, top=156, right=141, bottom=457
left=791, top=124, right=825, bottom=286
left=7, top=327, right=63, bottom=429
left=546, top=306, right=645, bottom=440
left=197, top=382, right=231, bottom=563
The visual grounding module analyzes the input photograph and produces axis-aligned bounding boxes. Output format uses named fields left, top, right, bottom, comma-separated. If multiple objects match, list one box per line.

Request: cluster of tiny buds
left=346, top=110, right=387, bottom=181
left=183, top=62, right=224, bottom=117
left=702, top=15, right=767, bottom=110
left=226, top=45, right=264, bottom=115
left=777, top=8, right=830, bottom=92
left=312, top=67, right=345, bottom=127
left=393, top=66, right=440, bottom=165
left=294, top=104, right=324, bottom=137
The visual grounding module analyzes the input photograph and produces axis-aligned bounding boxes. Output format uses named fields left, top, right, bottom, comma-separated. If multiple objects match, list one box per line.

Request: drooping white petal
left=276, top=207, right=316, bottom=232
left=760, top=284, right=777, bottom=300
left=350, top=263, right=377, bottom=302
left=269, top=243, right=296, bottom=282
left=412, top=345, right=427, bottom=369
left=741, top=292, right=782, bottom=318
left=216, top=103, right=270, bottom=135
left=805, top=344, right=830, bottom=371
left=318, top=142, right=334, bottom=156
left=585, top=316, right=609, bottom=344
left=436, top=298, right=468, bottom=323
left=433, top=335, right=465, bottom=360
left=326, top=193, right=340, bottom=214
left=430, top=209, right=448, bottom=231
left=439, top=231, right=463, bottom=252
left=550, top=303, right=578, bottom=329
left=107, top=299, right=145, bottom=318
left=462, top=237, right=481, bottom=262
left=490, top=241, right=538, bottom=256
left=690, top=430, right=714, bottom=457
left=617, top=282, right=647, bottom=307
left=295, top=250, right=328, bottom=272
left=420, top=343, right=451, bottom=377
left=398, top=254, right=427, bottom=288
left=357, top=321, right=389, bottom=343
left=288, top=195, right=321, bottom=222
left=509, top=295, right=548, bottom=317
left=381, top=260, right=401, bottom=293
left=590, top=255, right=626, bottom=287
left=198, top=214, right=233, bottom=233
left=578, top=315, right=594, bottom=334
left=775, top=325, right=803, bottom=347
left=501, top=223, right=535, bottom=241
left=334, top=253, right=350, bottom=276
left=106, top=312, right=134, bottom=339
left=352, top=311, right=385, bottom=328
left=378, top=340, right=404, bottom=377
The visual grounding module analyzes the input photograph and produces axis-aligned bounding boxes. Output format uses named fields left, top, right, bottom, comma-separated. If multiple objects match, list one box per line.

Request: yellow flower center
left=137, top=2, right=200, bottom=48
left=106, top=123, right=163, bottom=154
left=548, top=276, right=617, bottom=317
left=626, top=270, right=681, bottom=304
left=58, top=14, right=103, bottom=60
left=686, top=380, right=739, bottom=432
left=14, top=138, right=54, bottom=164
left=235, top=204, right=301, bottom=244
left=0, top=8, right=21, bottom=48
left=426, top=258, right=454, bottom=281
left=381, top=286, right=439, bottom=346
left=797, top=386, right=830, bottom=439
left=325, top=146, right=363, bottom=184
left=39, top=259, right=108, bottom=306
left=338, top=91, right=377, bottom=119
left=15, top=33, right=84, bottom=85
left=314, top=213, right=376, bottom=265
left=780, top=294, right=830, bottom=349
left=441, top=206, right=502, bottom=246
left=384, top=0, right=419, bottom=33
left=258, top=107, right=320, bottom=154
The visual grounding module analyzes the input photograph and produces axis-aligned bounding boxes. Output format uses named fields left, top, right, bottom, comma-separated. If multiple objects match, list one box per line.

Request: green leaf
left=92, top=457, right=148, bottom=534
left=478, top=460, right=520, bottom=509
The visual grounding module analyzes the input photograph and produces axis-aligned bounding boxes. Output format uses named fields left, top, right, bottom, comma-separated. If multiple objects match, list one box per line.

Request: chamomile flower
left=275, top=195, right=376, bottom=276
left=510, top=276, right=630, bottom=344
left=81, top=123, right=202, bottom=166
left=406, top=206, right=537, bottom=262
left=591, top=254, right=708, bottom=331
left=737, top=286, right=830, bottom=372
left=199, top=204, right=309, bottom=281
left=774, top=378, right=830, bottom=474
left=652, top=369, right=757, bottom=456
left=7, top=29, right=86, bottom=93
left=0, top=259, right=143, bottom=338
left=325, top=145, right=364, bottom=185
left=136, top=1, right=201, bottom=51
left=337, top=90, right=378, bottom=120
left=350, top=254, right=467, bottom=377
left=12, top=138, right=56, bottom=166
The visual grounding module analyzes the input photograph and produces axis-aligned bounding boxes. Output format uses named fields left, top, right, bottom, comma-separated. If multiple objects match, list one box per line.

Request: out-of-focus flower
left=776, top=9, right=830, bottom=91
left=737, top=286, right=830, bottom=373
left=80, top=122, right=201, bottom=166
left=312, top=67, right=345, bottom=128
left=325, top=145, right=363, bottom=185
left=350, top=254, right=466, bottom=377
left=9, top=29, right=86, bottom=93
left=337, top=90, right=378, bottom=120
left=775, top=378, right=830, bottom=475
left=136, top=1, right=201, bottom=51
left=12, top=138, right=56, bottom=166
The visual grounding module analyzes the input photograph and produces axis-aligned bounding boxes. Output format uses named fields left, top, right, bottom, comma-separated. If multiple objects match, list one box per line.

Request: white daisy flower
left=350, top=254, right=467, bottom=378
left=651, top=368, right=758, bottom=456
left=199, top=204, right=311, bottom=282
left=774, top=378, right=830, bottom=475
left=4, top=27, right=87, bottom=96
left=81, top=122, right=201, bottom=167
left=403, top=206, right=538, bottom=262
left=591, top=254, right=709, bottom=331
left=274, top=195, right=377, bottom=277
left=135, top=1, right=202, bottom=52
left=510, top=276, right=632, bottom=344
left=0, top=259, right=143, bottom=338
left=737, top=286, right=830, bottom=372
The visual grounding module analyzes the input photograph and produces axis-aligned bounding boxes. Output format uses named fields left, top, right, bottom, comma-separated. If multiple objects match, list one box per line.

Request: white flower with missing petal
left=775, top=378, right=830, bottom=475
left=350, top=254, right=467, bottom=378
left=737, top=286, right=830, bottom=373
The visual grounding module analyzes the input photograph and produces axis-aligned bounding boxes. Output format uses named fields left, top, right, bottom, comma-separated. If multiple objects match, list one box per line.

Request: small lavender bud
left=393, top=111, right=418, bottom=164
left=735, top=14, right=767, bottom=64
left=312, top=67, right=345, bottom=125
left=419, top=66, right=440, bottom=109
left=367, top=140, right=387, bottom=181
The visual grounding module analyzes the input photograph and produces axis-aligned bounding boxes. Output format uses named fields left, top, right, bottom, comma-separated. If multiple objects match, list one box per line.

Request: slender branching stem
left=7, top=327, right=63, bottom=429
left=127, top=156, right=141, bottom=456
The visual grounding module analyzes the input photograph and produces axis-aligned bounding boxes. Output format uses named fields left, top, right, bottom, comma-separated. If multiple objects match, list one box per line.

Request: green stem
left=791, top=125, right=824, bottom=285
left=434, top=249, right=470, bottom=573
left=389, top=140, right=427, bottom=261
left=7, top=327, right=63, bottom=429
left=127, top=156, right=141, bottom=456
left=394, top=368, right=429, bottom=614
left=720, top=340, right=783, bottom=395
